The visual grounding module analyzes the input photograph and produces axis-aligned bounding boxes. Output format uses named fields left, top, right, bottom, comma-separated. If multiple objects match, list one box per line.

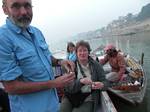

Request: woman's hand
left=91, top=82, right=104, bottom=90
left=80, top=77, right=92, bottom=85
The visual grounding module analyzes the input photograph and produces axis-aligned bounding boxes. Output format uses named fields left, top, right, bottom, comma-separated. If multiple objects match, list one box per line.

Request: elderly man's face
left=3, top=0, right=33, bottom=28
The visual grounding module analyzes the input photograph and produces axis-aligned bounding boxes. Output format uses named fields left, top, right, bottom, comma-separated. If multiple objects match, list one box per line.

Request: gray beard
left=10, top=17, right=31, bottom=28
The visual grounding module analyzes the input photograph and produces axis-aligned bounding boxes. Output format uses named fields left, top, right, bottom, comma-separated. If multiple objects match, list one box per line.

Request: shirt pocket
left=39, top=43, right=49, bottom=52
left=16, top=50, right=37, bottom=65
left=15, top=50, right=46, bottom=78
left=39, top=43, right=51, bottom=62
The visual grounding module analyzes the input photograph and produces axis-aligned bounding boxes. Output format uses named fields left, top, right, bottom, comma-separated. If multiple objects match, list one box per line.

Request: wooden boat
left=91, top=47, right=147, bottom=106
left=98, top=91, right=117, bottom=112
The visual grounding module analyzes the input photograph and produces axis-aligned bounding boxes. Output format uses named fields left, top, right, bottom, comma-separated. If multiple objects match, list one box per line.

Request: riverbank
left=103, top=18, right=150, bottom=37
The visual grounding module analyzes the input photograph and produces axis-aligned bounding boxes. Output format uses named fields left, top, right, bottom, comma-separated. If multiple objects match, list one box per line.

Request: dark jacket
left=64, top=57, right=109, bottom=112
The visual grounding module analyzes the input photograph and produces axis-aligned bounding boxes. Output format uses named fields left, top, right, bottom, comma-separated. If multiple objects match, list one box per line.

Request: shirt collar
left=81, top=63, right=89, bottom=69
left=6, top=17, right=34, bottom=34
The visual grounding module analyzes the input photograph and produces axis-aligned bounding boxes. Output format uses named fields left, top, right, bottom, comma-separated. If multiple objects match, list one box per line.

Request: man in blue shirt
left=0, top=0, right=75, bottom=112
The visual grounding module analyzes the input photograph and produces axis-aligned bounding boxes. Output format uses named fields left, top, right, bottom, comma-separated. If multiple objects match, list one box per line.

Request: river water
left=87, top=31, right=150, bottom=112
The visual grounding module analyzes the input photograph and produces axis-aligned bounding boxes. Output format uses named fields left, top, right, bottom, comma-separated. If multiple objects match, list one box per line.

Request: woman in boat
left=99, top=44, right=126, bottom=82
left=66, top=42, right=77, bottom=62
left=60, top=40, right=108, bottom=112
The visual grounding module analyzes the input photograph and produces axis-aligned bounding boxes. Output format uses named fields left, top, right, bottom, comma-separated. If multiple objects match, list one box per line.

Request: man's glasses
left=11, top=2, right=32, bottom=10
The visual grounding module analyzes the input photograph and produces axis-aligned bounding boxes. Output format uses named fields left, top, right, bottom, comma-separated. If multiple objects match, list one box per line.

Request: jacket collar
left=6, top=17, right=34, bottom=34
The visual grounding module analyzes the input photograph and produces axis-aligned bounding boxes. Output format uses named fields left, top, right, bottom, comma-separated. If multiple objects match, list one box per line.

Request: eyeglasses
left=11, top=2, right=33, bottom=10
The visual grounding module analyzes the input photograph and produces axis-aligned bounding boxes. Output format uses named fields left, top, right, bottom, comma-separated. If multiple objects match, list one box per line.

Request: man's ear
left=2, top=6, right=9, bottom=15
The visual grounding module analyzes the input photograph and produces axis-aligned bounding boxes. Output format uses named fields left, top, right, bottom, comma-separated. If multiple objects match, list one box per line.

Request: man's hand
left=2, top=72, right=75, bottom=94
left=60, top=60, right=75, bottom=72
left=51, top=56, right=75, bottom=72
left=53, top=72, right=75, bottom=88
left=119, top=74, right=127, bottom=81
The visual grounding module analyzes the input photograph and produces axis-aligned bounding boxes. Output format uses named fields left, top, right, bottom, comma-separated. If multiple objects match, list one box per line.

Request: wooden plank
left=101, top=91, right=117, bottom=112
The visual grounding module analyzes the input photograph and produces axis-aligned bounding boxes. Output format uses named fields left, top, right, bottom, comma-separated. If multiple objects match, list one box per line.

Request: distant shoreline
left=102, top=18, right=150, bottom=37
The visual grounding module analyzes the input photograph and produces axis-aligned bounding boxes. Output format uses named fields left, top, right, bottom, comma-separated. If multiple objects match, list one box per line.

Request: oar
left=140, top=52, right=144, bottom=66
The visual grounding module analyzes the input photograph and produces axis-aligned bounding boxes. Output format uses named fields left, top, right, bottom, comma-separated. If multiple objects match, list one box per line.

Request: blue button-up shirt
left=0, top=18, right=59, bottom=112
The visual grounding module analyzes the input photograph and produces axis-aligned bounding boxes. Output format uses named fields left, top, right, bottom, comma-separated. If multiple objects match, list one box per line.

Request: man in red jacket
left=99, top=44, right=126, bottom=82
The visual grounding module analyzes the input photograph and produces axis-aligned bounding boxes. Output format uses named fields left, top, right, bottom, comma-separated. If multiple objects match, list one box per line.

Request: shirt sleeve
left=0, top=37, right=22, bottom=81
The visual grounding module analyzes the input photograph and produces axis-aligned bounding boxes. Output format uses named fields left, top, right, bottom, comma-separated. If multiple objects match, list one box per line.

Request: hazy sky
left=0, top=0, right=149, bottom=44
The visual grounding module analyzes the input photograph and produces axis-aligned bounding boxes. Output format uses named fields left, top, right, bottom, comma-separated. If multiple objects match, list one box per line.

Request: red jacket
left=100, top=52, right=126, bottom=76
